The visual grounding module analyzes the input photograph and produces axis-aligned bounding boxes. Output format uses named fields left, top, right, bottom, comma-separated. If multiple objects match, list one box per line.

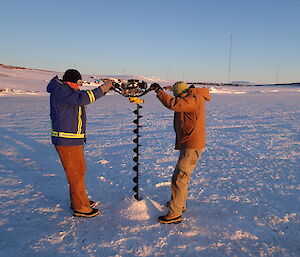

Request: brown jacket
left=156, top=88, right=210, bottom=149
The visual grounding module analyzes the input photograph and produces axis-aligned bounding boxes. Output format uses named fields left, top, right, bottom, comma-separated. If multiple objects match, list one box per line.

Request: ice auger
left=88, top=77, right=159, bottom=200
left=129, top=96, right=144, bottom=200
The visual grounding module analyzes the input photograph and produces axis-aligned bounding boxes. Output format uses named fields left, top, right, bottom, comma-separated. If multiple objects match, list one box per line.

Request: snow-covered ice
left=0, top=67, right=299, bottom=256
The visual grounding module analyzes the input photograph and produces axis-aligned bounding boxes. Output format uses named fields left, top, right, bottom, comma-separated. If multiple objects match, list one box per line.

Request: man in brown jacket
left=152, top=81, right=210, bottom=224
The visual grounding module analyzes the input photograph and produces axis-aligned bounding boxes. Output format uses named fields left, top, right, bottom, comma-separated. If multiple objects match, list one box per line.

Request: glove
left=103, top=78, right=124, bottom=89
left=100, top=81, right=114, bottom=93
left=112, top=81, right=121, bottom=89
left=150, top=83, right=163, bottom=92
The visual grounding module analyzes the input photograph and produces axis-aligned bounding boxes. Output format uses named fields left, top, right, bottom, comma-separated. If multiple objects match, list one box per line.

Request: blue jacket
left=47, top=76, right=104, bottom=146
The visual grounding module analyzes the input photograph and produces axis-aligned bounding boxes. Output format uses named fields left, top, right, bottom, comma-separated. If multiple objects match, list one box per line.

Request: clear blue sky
left=1, top=0, right=300, bottom=83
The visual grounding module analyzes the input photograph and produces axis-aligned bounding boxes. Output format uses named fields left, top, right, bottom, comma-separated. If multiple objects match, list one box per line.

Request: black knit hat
left=62, top=69, right=82, bottom=83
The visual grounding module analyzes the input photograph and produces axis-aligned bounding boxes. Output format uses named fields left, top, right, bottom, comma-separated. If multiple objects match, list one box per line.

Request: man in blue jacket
left=47, top=69, right=113, bottom=218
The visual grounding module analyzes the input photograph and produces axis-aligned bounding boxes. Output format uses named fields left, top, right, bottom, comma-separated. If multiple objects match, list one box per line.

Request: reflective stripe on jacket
left=47, top=76, right=104, bottom=146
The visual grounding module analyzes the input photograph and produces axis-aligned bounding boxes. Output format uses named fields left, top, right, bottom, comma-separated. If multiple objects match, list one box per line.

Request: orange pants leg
left=55, top=145, right=91, bottom=212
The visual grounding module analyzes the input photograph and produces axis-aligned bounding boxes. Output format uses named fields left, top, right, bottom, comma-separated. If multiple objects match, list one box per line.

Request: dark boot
left=158, top=214, right=183, bottom=224
left=73, top=208, right=100, bottom=218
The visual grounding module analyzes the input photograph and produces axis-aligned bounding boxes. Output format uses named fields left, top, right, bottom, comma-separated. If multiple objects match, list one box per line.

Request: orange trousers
left=55, top=145, right=91, bottom=212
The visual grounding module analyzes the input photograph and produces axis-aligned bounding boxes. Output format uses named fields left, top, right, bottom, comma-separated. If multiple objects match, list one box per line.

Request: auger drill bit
left=132, top=103, right=143, bottom=200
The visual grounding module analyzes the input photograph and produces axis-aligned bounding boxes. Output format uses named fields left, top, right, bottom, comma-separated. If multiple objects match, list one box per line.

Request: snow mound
left=119, top=197, right=150, bottom=220
left=119, top=197, right=164, bottom=220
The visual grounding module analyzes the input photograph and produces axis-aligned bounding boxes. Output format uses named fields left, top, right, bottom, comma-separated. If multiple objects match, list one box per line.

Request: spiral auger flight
left=131, top=99, right=143, bottom=200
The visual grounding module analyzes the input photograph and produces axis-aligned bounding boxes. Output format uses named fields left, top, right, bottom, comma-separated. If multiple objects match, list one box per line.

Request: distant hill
left=231, top=81, right=254, bottom=85
left=0, top=63, right=174, bottom=86
left=0, top=63, right=54, bottom=72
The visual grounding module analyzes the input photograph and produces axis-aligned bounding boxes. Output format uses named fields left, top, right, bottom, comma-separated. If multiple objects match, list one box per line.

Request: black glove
left=112, top=81, right=121, bottom=88
left=150, top=83, right=163, bottom=92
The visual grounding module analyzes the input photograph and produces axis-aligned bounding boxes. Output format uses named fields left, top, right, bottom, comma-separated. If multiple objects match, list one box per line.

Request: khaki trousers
left=55, top=145, right=91, bottom=212
left=168, top=148, right=203, bottom=217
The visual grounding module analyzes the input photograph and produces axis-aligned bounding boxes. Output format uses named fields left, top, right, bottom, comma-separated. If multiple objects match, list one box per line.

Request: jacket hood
left=47, top=76, right=64, bottom=93
left=188, top=88, right=210, bottom=101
